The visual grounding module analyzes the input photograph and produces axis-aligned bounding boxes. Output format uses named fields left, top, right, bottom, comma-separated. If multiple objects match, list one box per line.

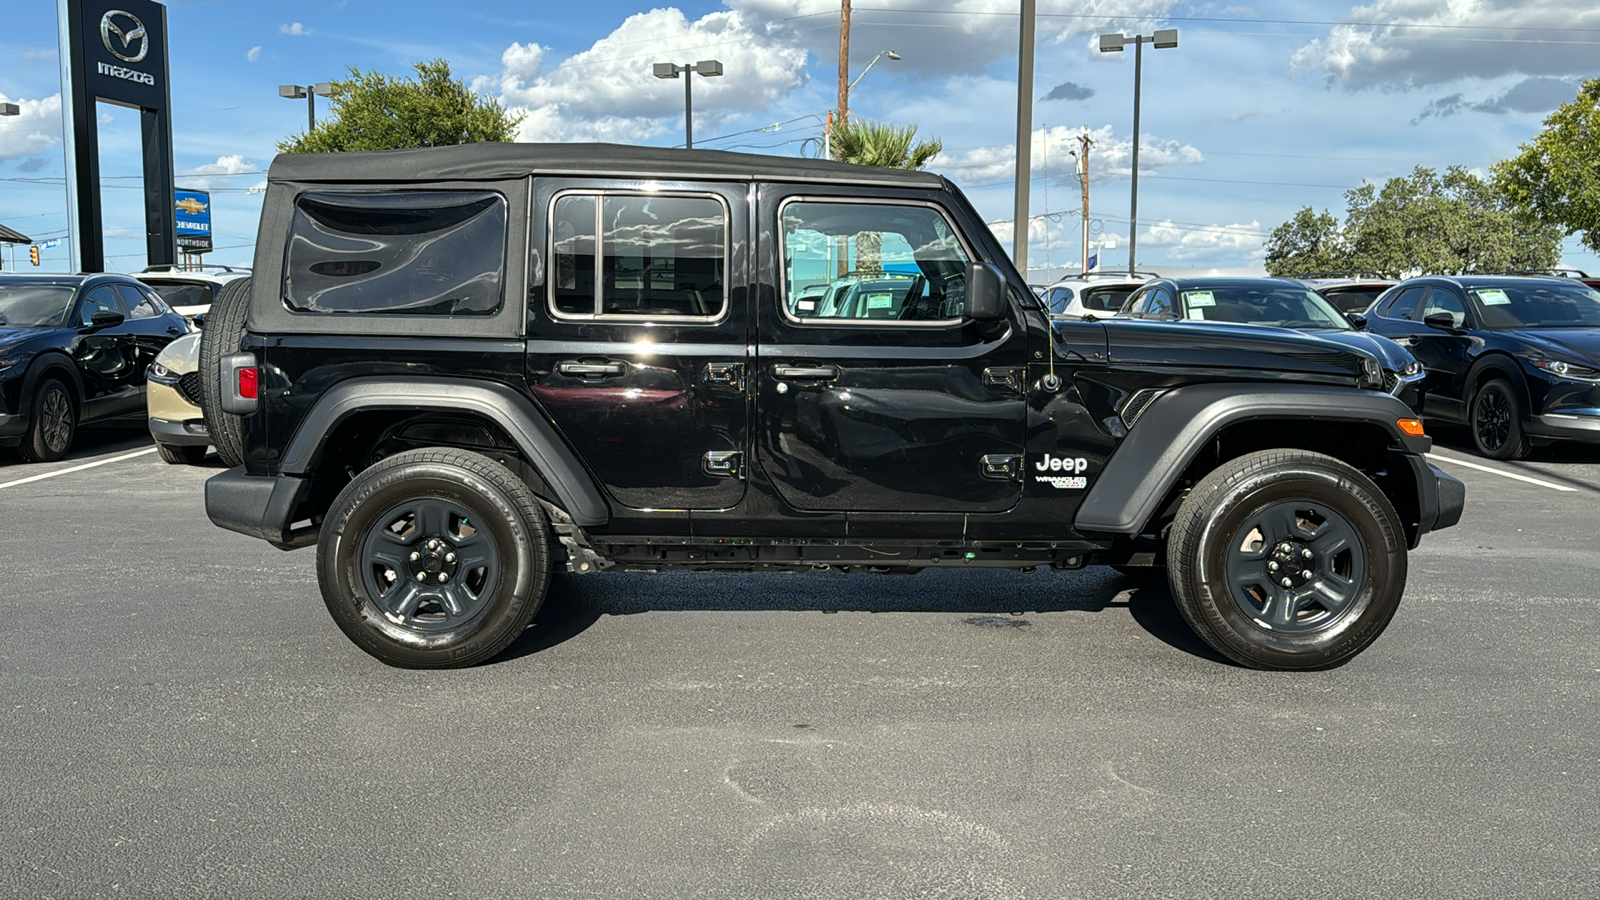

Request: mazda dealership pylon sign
left=58, top=0, right=176, bottom=272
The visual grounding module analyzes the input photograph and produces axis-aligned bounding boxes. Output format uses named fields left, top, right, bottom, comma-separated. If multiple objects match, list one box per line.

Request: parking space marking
left=0, top=447, right=159, bottom=491
left=1425, top=452, right=1577, bottom=493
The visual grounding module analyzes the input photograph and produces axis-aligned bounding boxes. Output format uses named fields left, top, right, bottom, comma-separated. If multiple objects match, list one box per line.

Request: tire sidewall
left=1181, top=463, right=1405, bottom=669
left=318, top=459, right=545, bottom=668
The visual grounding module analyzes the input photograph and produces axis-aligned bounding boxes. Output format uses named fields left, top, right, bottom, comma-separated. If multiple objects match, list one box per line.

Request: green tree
left=278, top=59, right=523, bottom=154
left=831, top=119, right=942, bottom=170
left=1495, top=78, right=1600, bottom=253
left=1264, top=166, right=1561, bottom=277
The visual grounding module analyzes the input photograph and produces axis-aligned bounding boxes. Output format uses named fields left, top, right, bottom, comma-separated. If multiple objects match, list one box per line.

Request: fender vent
left=1120, top=388, right=1165, bottom=430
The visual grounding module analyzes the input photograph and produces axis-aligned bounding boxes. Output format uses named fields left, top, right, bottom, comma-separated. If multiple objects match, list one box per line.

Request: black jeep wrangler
left=201, top=143, right=1464, bottom=670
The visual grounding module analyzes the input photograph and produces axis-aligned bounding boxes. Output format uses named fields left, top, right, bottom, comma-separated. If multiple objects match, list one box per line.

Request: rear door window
left=549, top=192, right=728, bottom=320
left=284, top=190, right=508, bottom=316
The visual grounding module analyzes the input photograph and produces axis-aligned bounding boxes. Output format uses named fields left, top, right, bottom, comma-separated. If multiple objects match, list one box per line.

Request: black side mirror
left=88, top=310, right=125, bottom=329
left=1346, top=312, right=1368, bottom=330
left=1422, top=312, right=1460, bottom=332
left=963, top=262, right=1006, bottom=321
left=191, top=313, right=207, bottom=331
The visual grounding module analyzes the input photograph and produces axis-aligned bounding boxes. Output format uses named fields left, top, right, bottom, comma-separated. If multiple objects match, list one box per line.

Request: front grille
left=177, top=372, right=204, bottom=406
left=1383, top=371, right=1399, bottom=393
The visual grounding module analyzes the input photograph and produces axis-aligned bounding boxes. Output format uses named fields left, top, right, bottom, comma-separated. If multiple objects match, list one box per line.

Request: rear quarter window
left=283, top=190, right=507, bottom=316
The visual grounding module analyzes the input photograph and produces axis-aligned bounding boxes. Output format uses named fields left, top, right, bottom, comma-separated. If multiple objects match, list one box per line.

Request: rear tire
left=1166, top=449, right=1407, bottom=670
left=197, top=277, right=252, bottom=468
left=317, top=448, right=552, bottom=668
left=19, top=379, right=76, bottom=463
left=156, top=442, right=207, bottom=465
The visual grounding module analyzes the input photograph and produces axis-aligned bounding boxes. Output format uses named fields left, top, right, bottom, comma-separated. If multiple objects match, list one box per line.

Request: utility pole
left=837, top=0, right=851, bottom=158
left=1013, top=0, right=1036, bottom=275
left=1078, top=129, right=1093, bottom=271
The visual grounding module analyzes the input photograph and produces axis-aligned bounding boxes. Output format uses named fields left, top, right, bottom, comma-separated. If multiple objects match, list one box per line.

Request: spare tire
left=198, top=276, right=252, bottom=468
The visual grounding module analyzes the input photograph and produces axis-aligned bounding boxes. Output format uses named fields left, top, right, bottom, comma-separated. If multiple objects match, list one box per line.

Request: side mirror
left=1346, top=312, right=1368, bottom=330
left=963, top=262, right=1006, bottom=321
left=89, top=310, right=125, bottom=329
left=1422, top=312, right=1459, bottom=332
left=191, top=313, right=207, bottom=331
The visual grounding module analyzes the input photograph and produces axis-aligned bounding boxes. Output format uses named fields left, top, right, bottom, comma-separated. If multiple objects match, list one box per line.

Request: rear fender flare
left=1074, top=383, right=1428, bottom=535
left=279, top=377, right=609, bottom=526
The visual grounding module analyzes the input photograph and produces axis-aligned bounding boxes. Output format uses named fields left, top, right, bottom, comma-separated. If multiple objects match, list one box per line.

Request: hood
left=153, top=331, right=201, bottom=372
left=1500, top=328, right=1600, bottom=364
left=1099, top=319, right=1372, bottom=380
left=1307, top=329, right=1418, bottom=372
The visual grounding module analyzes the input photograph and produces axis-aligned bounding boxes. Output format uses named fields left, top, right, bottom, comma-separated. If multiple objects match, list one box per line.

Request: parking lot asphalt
left=3, top=425, right=1597, bottom=899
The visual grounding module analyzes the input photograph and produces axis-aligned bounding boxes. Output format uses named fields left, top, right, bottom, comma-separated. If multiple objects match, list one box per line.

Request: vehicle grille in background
left=177, top=372, right=204, bottom=406
left=1120, top=388, right=1165, bottom=430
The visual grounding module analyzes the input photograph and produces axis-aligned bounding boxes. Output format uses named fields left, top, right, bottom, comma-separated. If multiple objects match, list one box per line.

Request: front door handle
left=773, top=365, right=839, bottom=380
left=558, top=360, right=626, bottom=377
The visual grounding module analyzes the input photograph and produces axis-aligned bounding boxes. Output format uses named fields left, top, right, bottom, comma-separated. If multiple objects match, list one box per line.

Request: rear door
left=752, top=187, right=1028, bottom=528
left=70, top=284, right=142, bottom=419
left=525, top=178, right=750, bottom=513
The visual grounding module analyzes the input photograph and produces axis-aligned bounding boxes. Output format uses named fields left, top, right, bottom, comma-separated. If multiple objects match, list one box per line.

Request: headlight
left=1532, top=359, right=1600, bottom=381
left=0, top=356, right=21, bottom=373
left=1402, top=361, right=1423, bottom=377
left=148, top=361, right=173, bottom=379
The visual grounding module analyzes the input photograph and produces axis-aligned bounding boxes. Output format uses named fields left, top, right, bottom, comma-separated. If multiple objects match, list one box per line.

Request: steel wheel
left=358, top=496, right=502, bottom=634
left=1222, top=500, right=1367, bottom=634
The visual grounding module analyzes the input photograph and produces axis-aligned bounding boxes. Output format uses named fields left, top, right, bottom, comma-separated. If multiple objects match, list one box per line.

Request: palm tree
left=832, top=119, right=942, bottom=170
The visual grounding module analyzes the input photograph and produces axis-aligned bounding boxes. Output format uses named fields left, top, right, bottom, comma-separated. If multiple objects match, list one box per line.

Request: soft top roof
left=267, top=141, right=947, bottom=190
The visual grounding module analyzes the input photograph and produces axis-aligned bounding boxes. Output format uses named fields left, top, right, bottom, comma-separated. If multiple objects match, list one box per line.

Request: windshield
left=1469, top=282, right=1600, bottom=329
left=143, top=281, right=216, bottom=309
left=0, top=284, right=76, bottom=327
left=1179, top=285, right=1349, bottom=330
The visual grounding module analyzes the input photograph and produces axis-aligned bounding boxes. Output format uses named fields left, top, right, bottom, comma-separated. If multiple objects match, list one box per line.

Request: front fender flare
left=1074, top=383, right=1428, bottom=534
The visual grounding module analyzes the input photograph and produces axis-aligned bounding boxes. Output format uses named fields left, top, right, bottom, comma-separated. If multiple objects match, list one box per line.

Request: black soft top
left=267, top=141, right=947, bottom=189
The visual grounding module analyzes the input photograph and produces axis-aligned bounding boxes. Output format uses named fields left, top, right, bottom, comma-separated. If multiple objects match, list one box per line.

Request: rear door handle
left=773, top=365, right=839, bottom=380
left=558, top=360, right=626, bottom=377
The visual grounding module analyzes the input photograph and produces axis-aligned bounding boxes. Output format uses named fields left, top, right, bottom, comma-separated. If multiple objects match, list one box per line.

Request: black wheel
left=316, top=448, right=552, bottom=668
left=1469, top=378, right=1529, bottom=461
left=1167, top=449, right=1407, bottom=670
left=197, top=277, right=252, bottom=468
left=156, top=442, right=207, bottom=465
left=19, top=379, right=76, bottom=463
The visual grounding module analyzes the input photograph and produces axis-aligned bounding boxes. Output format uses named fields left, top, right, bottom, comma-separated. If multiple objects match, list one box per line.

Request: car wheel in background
left=1167, top=449, right=1406, bottom=670
left=156, top=443, right=207, bottom=465
left=197, top=277, right=252, bottom=468
left=1469, top=378, right=1529, bottom=461
left=316, top=448, right=552, bottom=669
left=19, top=380, right=77, bottom=463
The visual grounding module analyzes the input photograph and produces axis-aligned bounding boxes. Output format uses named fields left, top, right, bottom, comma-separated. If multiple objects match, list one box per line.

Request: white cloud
left=0, top=94, right=62, bottom=161
left=177, top=154, right=262, bottom=191
left=934, top=124, right=1204, bottom=185
left=477, top=8, right=809, bottom=144
left=1291, top=1, right=1600, bottom=90
left=1139, top=218, right=1265, bottom=261
left=280, top=22, right=311, bottom=36
left=246, top=45, right=262, bottom=63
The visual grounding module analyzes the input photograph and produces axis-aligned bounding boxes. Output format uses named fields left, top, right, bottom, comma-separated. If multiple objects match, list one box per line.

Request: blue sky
left=3, top=0, right=1599, bottom=278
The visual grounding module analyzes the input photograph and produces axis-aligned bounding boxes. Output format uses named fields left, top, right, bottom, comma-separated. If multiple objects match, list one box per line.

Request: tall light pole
left=653, top=60, right=723, bottom=149
left=279, top=83, right=334, bottom=132
left=830, top=49, right=900, bottom=157
left=1099, top=28, right=1177, bottom=275
left=1014, top=0, right=1036, bottom=274
left=0, top=103, right=17, bottom=272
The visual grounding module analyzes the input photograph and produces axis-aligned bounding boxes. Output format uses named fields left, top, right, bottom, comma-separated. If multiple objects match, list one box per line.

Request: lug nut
left=416, top=572, right=427, bottom=582
left=1278, top=543, right=1292, bottom=553
left=438, top=572, right=450, bottom=583
left=1280, top=577, right=1293, bottom=588
left=1268, top=561, right=1279, bottom=572
left=410, top=551, right=420, bottom=562
left=1301, top=548, right=1313, bottom=559
left=445, top=552, right=456, bottom=563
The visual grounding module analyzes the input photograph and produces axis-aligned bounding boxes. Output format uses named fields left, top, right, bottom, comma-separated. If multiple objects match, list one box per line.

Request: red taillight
left=237, top=367, right=259, bottom=399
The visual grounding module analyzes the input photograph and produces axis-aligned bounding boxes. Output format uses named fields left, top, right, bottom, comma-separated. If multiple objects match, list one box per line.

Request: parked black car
left=0, top=273, right=189, bottom=462
left=1361, top=275, right=1600, bottom=459
left=1114, top=276, right=1425, bottom=411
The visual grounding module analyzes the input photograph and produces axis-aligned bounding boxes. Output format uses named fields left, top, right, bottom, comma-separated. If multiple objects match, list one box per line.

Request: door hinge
left=982, top=366, right=1024, bottom=393
left=704, top=362, right=744, bottom=391
left=980, top=454, right=1023, bottom=482
left=703, top=450, right=745, bottom=479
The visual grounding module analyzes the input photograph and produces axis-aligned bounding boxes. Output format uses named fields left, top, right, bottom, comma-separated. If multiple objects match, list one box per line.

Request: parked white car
left=1041, top=271, right=1155, bottom=320
left=132, top=264, right=251, bottom=323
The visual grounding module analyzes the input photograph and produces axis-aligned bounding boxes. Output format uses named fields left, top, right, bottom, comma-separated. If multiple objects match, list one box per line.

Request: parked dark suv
left=200, top=143, right=1463, bottom=671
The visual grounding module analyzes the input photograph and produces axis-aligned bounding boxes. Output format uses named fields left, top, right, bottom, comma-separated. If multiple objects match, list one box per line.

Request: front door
left=525, top=179, right=750, bottom=513
left=753, top=189, right=1028, bottom=520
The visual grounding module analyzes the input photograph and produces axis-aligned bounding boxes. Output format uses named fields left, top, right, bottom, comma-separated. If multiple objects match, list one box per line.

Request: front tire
left=317, top=448, right=552, bottom=668
left=156, top=442, right=207, bottom=465
left=1167, top=449, right=1407, bottom=670
left=19, top=380, right=76, bottom=463
left=1470, top=378, right=1529, bottom=460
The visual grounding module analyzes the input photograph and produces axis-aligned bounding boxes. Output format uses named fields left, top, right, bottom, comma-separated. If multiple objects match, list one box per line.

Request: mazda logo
left=100, top=10, right=148, bottom=64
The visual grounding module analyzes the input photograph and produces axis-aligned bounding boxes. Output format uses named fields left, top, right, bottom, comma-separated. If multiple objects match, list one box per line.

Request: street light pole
left=279, top=83, right=334, bottom=131
left=653, top=60, right=724, bottom=149
left=1098, top=29, right=1177, bottom=275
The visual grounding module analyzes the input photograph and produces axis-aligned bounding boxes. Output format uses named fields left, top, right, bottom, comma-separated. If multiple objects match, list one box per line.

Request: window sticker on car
left=1183, top=290, right=1216, bottom=308
left=865, top=294, right=893, bottom=309
left=1475, top=288, right=1512, bottom=306
left=1191, top=307, right=1206, bottom=320
left=797, top=299, right=817, bottom=313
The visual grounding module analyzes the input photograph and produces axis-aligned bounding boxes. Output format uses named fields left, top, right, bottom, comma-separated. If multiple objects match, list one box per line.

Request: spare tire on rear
left=197, top=276, right=252, bottom=468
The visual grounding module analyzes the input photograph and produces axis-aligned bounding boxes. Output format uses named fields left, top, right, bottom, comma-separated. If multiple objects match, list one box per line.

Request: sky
left=3, top=0, right=1599, bottom=279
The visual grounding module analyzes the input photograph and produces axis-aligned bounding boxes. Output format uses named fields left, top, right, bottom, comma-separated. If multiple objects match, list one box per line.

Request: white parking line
left=1425, top=452, right=1578, bottom=493
left=0, top=447, right=159, bottom=491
